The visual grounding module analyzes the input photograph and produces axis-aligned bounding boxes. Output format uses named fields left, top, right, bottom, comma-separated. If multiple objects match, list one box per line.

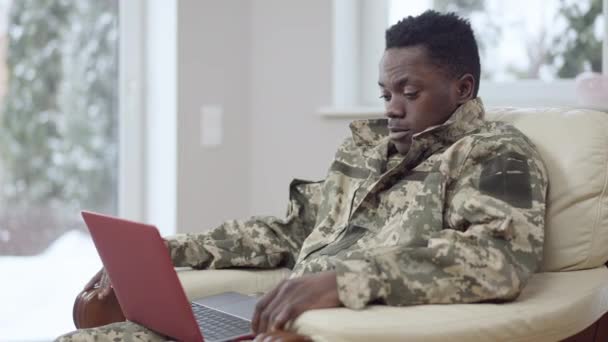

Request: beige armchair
left=174, top=106, right=608, bottom=341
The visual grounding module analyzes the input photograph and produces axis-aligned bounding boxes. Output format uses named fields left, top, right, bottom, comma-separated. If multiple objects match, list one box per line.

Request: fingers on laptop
left=83, top=268, right=113, bottom=300
left=253, top=280, right=308, bottom=334
left=252, top=281, right=283, bottom=333
left=97, top=269, right=114, bottom=299
left=84, top=268, right=103, bottom=291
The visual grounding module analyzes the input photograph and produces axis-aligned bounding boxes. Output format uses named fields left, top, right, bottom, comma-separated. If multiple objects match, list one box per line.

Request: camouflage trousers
left=55, top=321, right=170, bottom=342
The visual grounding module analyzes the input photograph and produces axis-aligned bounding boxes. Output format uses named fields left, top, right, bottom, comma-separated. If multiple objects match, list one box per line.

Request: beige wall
left=176, top=0, right=252, bottom=233
left=249, top=0, right=348, bottom=217
left=176, top=0, right=350, bottom=232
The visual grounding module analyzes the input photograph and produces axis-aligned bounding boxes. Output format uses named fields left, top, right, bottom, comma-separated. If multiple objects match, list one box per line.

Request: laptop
left=82, top=211, right=258, bottom=342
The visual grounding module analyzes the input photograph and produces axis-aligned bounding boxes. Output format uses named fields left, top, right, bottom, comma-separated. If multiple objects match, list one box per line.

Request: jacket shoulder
left=441, top=121, right=547, bottom=180
left=456, top=121, right=539, bottom=154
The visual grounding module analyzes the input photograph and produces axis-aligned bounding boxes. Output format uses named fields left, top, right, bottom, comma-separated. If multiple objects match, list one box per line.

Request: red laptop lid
left=82, top=211, right=204, bottom=342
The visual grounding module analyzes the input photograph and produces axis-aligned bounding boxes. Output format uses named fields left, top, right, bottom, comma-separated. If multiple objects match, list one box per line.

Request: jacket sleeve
left=165, top=179, right=323, bottom=269
left=333, top=138, right=548, bottom=309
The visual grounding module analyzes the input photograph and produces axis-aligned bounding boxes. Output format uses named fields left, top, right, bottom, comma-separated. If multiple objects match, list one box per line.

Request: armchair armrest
left=177, top=268, right=291, bottom=300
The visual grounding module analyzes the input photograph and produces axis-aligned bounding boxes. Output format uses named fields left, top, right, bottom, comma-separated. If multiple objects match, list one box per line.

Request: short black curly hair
left=386, top=10, right=481, bottom=96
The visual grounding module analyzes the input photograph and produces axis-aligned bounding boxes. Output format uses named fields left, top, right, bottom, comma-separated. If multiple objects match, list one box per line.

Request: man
left=58, top=10, right=548, bottom=342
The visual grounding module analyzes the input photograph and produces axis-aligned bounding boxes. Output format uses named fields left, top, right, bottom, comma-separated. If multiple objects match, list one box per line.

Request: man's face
left=379, top=46, right=467, bottom=155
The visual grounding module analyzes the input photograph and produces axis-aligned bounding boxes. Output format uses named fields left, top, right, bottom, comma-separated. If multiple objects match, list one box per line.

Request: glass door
left=0, top=0, right=119, bottom=340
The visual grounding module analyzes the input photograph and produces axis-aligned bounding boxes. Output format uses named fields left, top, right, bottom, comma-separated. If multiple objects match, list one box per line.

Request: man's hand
left=252, top=271, right=341, bottom=334
left=84, top=267, right=113, bottom=300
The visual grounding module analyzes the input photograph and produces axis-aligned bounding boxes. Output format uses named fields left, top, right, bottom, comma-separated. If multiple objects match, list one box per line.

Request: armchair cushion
left=486, top=108, right=608, bottom=271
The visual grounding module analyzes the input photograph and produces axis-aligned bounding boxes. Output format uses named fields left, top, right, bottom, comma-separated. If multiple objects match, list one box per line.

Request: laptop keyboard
left=191, top=303, right=251, bottom=341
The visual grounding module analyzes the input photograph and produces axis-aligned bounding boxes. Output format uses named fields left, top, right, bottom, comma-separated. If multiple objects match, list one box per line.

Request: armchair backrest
left=487, top=107, right=608, bottom=272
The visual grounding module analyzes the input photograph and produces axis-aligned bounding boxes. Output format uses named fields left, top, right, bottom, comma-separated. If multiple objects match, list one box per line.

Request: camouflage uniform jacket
left=166, top=98, right=548, bottom=309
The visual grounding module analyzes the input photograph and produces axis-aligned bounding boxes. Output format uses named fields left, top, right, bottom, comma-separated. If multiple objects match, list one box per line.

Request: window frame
left=322, top=0, right=608, bottom=118
left=118, top=0, right=177, bottom=235
left=118, top=0, right=146, bottom=221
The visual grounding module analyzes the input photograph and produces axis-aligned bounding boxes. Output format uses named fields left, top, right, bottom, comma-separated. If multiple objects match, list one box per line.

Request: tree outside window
left=390, top=0, right=604, bottom=81
left=0, top=0, right=118, bottom=255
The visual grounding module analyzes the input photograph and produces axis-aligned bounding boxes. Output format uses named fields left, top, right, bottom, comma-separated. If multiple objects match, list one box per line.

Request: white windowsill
left=318, top=106, right=384, bottom=119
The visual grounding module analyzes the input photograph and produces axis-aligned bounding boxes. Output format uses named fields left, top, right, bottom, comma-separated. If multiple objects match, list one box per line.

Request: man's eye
left=404, top=91, right=419, bottom=99
left=379, top=94, right=391, bottom=102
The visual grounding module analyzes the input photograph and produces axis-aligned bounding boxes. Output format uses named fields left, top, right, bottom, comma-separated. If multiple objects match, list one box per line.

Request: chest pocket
left=317, top=225, right=367, bottom=256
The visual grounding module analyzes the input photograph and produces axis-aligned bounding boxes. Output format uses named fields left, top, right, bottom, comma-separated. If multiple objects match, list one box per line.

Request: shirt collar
left=349, top=97, right=486, bottom=147
left=349, top=98, right=486, bottom=173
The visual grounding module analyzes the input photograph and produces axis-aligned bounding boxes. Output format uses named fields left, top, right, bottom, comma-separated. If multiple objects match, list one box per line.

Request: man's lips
left=388, top=127, right=411, bottom=141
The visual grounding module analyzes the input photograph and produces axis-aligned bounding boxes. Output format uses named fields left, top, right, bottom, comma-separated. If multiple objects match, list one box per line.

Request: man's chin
left=392, top=140, right=412, bottom=155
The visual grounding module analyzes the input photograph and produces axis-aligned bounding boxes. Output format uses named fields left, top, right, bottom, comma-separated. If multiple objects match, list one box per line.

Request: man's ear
left=455, top=73, right=475, bottom=103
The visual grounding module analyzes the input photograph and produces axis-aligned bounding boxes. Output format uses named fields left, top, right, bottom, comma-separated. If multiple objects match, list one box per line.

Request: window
left=0, top=1, right=121, bottom=339
left=390, top=0, right=604, bottom=81
left=327, top=0, right=607, bottom=114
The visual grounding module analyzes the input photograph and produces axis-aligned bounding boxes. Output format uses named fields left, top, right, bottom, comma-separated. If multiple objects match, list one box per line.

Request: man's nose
left=385, top=96, right=406, bottom=119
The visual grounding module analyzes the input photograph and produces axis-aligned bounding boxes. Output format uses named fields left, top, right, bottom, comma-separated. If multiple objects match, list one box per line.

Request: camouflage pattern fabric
left=55, top=321, right=168, bottom=342
left=58, top=97, right=548, bottom=340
